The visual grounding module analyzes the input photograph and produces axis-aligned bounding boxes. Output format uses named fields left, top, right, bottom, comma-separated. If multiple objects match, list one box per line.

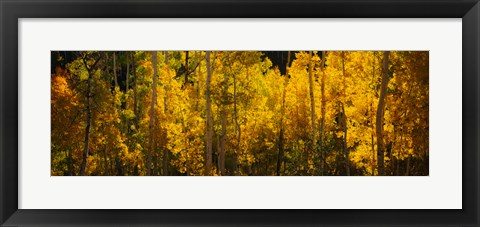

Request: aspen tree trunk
left=376, top=51, right=390, bottom=176
left=103, top=145, right=108, bottom=176
left=164, top=51, right=169, bottom=114
left=277, top=51, right=290, bottom=176
left=78, top=55, right=101, bottom=176
left=340, top=105, right=350, bottom=176
left=307, top=51, right=316, bottom=175
left=113, top=52, right=118, bottom=88
left=184, top=51, right=189, bottom=86
left=132, top=52, right=138, bottom=130
left=390, top=128, right=397, bottom=175
left=79, top=69, right=92, bottom=176
left=125, top=53, right=130, bottom=135
left=205, top=51, right=213, bottom=176
left=136, top=54, right=146, bottom=138
left=105, top=52, right=110, bottom=77
left=105, top=52, right=114, bottom=176
left=370, top=52, right=376, bottom=176
left=341, top=52, right=350, bottom=176
left=147, top=51, right=158, bottom=176
left=233, top=65, right=241, bottom=176
left=67, top=150, right=73, bottom=176
left=195, top=64, right=200, bottom=112
left=163, top=51, right=169, bottom=176
left=219, top=59, right=228, bottom=175
left=126, top=53, right=129, bottom=92
left=216, top=134, right=221, bottom=172
left=405, top=154, right=411, bottom=176
left=319, top=51, right=326, bottom=176
left=194, top=51, right=200, bottom=112
left=396, top=137, right=402, bottom=176
left=371, top=133, right=376, bottom=176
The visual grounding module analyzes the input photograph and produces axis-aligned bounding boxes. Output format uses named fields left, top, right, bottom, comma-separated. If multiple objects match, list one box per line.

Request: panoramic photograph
left=51, top=51, right=429, bottom=176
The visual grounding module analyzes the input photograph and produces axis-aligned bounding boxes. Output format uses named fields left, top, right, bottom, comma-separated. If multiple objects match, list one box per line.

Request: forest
left=51, top=51, right=429, bottom=176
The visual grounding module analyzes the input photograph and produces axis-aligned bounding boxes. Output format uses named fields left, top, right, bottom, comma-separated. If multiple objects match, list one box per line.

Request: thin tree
left=376, top=51, right=390, bottom=176
left=125, top=53, right=130, bottom=135
left=147, top=51, right=158, bottom=176
left=132, top=52, right=139, bottom=130
left=232, top=58, right=240, bottom=176
left=163, top=51, right=169, bottom=176
left=164, top=51, right=169, bottom=114
left=307, top=51, right=316, bottom=175
left=79, top=53, right=101, bottom=176
left=184, top=51, right=189, bottom=86
left=126, top=53, right=130, bottom=92
left=219, top=55, right=229, bottom=175
left=205, top=51, right=213, bottom=176
left=319, top=51, right=327, bottom=175
left=113, top=52, right=118, bottom=88
left=370, top=52, right=376, bottom=176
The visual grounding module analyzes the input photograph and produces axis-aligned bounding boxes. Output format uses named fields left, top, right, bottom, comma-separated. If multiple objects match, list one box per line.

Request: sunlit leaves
left=51, top=51, right=428, bottom=176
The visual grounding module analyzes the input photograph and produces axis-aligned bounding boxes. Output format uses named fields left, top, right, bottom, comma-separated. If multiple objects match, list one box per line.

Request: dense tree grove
left=51, top=51, right=428, bottom=176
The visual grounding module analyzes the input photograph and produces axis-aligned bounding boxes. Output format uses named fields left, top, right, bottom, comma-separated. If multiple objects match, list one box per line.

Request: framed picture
left=1, top=0, right=478, bottom=226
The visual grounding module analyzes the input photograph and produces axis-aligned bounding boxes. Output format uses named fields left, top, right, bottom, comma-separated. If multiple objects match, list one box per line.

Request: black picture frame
left=1, top=0, right=478, bottom=226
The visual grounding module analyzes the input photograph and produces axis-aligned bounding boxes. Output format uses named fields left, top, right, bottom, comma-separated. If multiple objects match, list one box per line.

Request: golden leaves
left=51, top=51, right=428, bottom=176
